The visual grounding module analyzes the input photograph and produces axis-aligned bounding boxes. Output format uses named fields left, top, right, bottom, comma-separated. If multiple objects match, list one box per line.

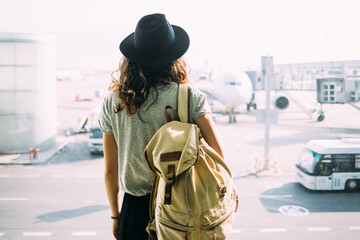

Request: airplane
left=192, top=69, right=295, bottom=123
left=192, top=69, right=257, bottom=123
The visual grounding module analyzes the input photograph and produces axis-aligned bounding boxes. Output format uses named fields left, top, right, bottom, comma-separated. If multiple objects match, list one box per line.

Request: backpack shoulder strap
left=177, top=84, right=191, bottom=123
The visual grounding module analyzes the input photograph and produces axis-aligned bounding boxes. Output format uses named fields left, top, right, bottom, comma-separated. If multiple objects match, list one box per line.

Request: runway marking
left=278, top=205, right=309, bottom=217
left=72, top=231, right=97, bottom=236
left=260, top=195, right=293, bottom=198
left=0, top=175, right=9, bottom=178
left=21, top=175, right=39, bottom=178
left=231, top=229, right=242, bottom=233
left=259, top=228, right=287, bottom=232
left=307, top=227, right=331, bottom=232
left=23, top=232, right=52, bottom=236
left=0, top=233, right=3, bottom=236
left=0, top=197, right=28, bottom=201
left=349, top=226, right=360, bottom=230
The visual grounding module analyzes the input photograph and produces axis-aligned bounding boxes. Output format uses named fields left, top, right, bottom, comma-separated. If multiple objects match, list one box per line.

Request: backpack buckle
left=219, top=184, right=227, bottom=198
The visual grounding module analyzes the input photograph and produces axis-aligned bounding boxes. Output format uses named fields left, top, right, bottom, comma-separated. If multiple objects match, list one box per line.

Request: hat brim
left=120, top=25, right=190, bottom=65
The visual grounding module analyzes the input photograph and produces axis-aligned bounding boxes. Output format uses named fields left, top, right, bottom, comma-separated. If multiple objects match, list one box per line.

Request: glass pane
left=15, top=42, right=36, bottom=66
left=0, top=42, right=15, bottom=65
left=356, top=159, right=360, bottom=169
left=15, top=67, right=35, bottom=90
left=334, top=155, right=355, bottom=172
left=0, top=67, right=15, bottom=90
left=15, top=91, right=37, bottom=114
left=316, top=162, right=333, bottom=176
left=297, top=149, right=319, bottom=174
left=90, top=128, right=103, bottom=139
left=0, top=92, right=16, bottom=114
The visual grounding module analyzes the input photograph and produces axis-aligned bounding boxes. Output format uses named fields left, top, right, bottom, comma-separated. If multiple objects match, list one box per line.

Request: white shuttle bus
left=296, top=138, right=360, bottom=191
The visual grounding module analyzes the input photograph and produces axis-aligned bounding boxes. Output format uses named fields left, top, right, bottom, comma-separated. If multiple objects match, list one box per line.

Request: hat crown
left=119, top=13, right=189, bottom=65
left=134, top=13, right=175, bottom=51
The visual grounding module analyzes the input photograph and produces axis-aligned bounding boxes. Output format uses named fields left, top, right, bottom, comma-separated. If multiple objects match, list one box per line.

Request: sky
left=1, top=0, right=360, bottom=72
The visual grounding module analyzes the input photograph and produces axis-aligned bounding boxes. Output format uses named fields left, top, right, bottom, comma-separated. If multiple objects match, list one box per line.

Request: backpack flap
left=144, top=121, right=199, bottom=205
left=144, top=121, right=199, bottom=178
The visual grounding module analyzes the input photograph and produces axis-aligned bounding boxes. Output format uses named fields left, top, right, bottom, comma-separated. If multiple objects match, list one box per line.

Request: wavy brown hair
left=109, top=57, right=189, bottom=121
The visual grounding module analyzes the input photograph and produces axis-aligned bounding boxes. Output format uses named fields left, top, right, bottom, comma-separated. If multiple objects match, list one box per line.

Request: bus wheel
left=345, top=179, right=359, bottom=191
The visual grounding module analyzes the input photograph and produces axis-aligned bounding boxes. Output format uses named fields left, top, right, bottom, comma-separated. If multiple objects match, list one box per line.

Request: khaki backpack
left=144, top=84, right=238, bottom=240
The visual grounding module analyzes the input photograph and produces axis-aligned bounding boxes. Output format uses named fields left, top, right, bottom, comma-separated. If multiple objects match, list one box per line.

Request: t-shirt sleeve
left=190, top=85, right=212, bottom=123
left=98, top=94, right=114, bottom=135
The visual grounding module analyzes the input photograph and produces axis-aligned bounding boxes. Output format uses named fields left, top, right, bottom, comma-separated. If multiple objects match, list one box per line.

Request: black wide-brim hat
left=120, top=13, right=190, bottom=66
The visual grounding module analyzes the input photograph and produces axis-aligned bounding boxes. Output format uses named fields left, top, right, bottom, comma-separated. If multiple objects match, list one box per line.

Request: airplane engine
left=274, top=95, right=289, bottom=110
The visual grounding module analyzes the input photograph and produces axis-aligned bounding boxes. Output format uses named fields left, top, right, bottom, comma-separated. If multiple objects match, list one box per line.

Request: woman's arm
left=103, top=133, right=121, bottom=238
left=194, top=113, right=225, bottom=159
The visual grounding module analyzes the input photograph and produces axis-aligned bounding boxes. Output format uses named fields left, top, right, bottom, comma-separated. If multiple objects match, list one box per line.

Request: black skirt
left=117, top=192, right=150, bottom=240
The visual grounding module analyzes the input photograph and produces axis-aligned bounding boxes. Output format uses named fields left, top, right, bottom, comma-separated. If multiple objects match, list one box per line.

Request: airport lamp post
left=262, top=56, right=273, bottom=171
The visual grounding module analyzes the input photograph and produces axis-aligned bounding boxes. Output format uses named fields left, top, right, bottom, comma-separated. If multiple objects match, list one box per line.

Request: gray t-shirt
left=98, top=82, right=211, bottom=196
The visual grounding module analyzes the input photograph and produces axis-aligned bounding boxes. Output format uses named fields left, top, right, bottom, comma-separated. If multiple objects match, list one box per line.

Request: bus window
left=356, top=155, right=360, bottom=170
left=315, top=160, right=333, bottom=176
left=333, top=154, right=354, bottom=172
left=296, top=149, right=320, bottom=174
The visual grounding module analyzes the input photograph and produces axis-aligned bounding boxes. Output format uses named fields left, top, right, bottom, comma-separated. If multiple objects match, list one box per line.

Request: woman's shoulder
left=101, top=91, right=120, bottom=111
left=103, top=91, right=119, bottom=103
left=188, top=83, right=206, bottom=99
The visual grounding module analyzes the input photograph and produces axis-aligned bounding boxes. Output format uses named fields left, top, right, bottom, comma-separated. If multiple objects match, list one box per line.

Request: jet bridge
left=316, top=78, right=360, bottom=120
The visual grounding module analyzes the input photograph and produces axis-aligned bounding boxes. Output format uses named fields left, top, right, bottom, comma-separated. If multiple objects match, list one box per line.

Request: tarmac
left=0, top=136, right=69, bottom=165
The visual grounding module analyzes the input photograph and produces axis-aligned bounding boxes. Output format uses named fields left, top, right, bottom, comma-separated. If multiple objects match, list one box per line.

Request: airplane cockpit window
left=226, top=82, right=242, bottom=86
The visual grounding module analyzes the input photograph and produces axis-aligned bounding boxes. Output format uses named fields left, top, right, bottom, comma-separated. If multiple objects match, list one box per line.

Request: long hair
left=109, top=57, right=189, bottom=122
